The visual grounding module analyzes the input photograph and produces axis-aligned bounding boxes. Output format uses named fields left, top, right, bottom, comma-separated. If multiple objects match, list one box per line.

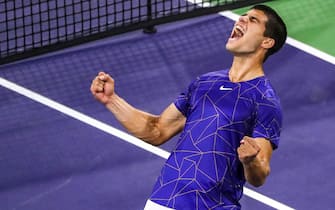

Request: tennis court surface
left=1, top=1, right=334, bottom=210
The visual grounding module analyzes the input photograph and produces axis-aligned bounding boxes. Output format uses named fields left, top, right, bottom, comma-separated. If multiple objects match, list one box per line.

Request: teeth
left=230, top=25, right=245, bottom=39
left=235, top=25, right=244, bottom=36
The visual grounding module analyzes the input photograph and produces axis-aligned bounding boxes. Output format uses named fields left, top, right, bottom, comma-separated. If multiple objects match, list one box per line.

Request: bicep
left=155, top=103, right=186, bottom=144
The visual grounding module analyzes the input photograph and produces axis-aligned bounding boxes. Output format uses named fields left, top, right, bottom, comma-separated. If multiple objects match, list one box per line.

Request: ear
left=261, top=38, right=275, bottom=50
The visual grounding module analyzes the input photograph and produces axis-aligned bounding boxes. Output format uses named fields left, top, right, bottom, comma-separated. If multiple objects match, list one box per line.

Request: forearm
left=105, top=94, right=162, bottom=145
left=242, top=156, right=270, bottom=187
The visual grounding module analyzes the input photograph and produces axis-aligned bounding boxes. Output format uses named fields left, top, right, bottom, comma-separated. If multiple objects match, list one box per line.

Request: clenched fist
left=237, top=136, right=260, bottom=164
left=90, top=72, right=115, bottom=105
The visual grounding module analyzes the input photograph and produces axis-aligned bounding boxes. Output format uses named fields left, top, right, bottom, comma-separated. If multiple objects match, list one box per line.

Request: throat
left=229, top=57, right=265, bottom=82
left=229, top=67, right=264, bottom=83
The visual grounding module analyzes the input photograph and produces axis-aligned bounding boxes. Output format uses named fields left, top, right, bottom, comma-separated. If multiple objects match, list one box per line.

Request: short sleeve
left=252, top=100, right=283, bottom=150
left=174, top=78, right=199, bottom=117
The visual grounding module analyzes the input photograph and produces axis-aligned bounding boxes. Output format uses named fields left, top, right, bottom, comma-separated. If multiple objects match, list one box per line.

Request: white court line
left=0, top=77, right=295, bottom=210
left=219, top=11, right=335, bottom=65
left=243, top=188, right=294, bottom=210
left=0, top=77, right=170, bottom=160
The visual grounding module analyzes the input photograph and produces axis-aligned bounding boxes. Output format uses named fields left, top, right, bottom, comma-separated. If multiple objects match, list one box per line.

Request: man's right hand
left=90, top=71, right=115, bottom=105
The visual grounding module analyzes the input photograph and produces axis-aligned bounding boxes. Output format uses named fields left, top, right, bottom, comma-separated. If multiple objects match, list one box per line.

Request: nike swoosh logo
left=219, top=85, right=233, bottom=91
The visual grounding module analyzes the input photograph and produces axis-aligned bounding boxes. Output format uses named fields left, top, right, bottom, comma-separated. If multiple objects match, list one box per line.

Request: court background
left=0, top=0, right=334, bottom=210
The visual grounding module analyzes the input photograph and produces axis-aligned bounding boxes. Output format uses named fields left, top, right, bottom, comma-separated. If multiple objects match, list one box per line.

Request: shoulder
left=252, top=78, right=282, bottom=117
left=244, top=77, right=279, bottom=102
left=243, top=77, right=282, bottom=116
left=258, top=78, right=280, bottom=104
left=198, top=69, right=229, bottom=81
left=187, top=69, right=229, bottom=89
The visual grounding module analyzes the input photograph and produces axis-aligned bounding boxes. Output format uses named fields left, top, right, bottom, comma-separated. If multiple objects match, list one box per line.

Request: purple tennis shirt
left=149, top=69, right=282, bottom=210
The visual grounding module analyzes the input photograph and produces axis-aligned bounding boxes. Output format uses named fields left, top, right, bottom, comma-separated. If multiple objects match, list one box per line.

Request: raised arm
left=90, top=72, right=186, bottom=146
left=237, top=136, right=273, bottom=187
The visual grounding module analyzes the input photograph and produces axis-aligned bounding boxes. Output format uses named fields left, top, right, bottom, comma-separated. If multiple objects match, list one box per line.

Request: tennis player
left=90, top=4, right=287, bottom=210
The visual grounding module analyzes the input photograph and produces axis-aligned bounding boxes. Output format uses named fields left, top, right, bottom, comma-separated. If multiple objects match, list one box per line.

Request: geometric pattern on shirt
left=150, top=69, right=282, bottom=210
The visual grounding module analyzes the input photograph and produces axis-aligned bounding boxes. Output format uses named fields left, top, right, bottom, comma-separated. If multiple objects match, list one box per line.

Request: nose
left=238, top=15, right=248, bottom=23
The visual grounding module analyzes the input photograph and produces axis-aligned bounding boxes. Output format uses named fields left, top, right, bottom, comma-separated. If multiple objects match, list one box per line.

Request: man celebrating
left=90, top=4, right=287, bottom=210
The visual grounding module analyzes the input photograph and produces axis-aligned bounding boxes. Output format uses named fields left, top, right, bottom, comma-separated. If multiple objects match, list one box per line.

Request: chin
left=225, top=42, right=236, bottom=52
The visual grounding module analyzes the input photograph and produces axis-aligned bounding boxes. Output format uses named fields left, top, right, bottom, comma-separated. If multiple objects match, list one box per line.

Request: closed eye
left=249, top=16, right=260, bottom=23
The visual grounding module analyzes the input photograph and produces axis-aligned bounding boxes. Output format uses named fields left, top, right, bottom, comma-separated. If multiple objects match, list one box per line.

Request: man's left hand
left=237, top=136, right=260, bottom=164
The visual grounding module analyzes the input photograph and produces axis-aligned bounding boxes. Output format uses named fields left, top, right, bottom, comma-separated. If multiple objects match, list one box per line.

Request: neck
left=229, top=56, right=265, bottom=82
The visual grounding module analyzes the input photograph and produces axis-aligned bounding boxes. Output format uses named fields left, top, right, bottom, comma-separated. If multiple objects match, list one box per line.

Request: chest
left=188, top=80, right=255, bottom=123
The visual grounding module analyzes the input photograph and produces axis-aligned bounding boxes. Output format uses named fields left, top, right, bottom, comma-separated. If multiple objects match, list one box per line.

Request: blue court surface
left=1, top=12, right=335, bottom=210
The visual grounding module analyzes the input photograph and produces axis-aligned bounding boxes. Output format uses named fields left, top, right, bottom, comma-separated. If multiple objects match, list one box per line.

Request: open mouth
left=230, top=25, right=245, bottom=40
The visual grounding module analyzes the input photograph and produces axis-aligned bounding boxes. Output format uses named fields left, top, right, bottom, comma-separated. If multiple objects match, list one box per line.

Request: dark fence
left=0, top=0, right=270, bottom=65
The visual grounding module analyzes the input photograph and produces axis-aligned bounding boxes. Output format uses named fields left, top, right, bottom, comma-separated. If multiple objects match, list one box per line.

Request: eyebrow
left=250, top=15, right=260, bottom=23
left=241, top=13, right=262, bottom=23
